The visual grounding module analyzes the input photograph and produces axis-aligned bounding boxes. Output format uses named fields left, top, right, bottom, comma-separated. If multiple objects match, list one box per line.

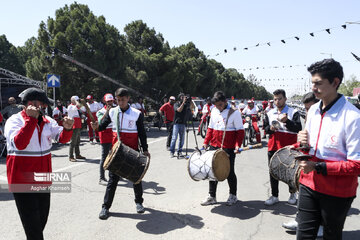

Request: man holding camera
left=169, top=93, right=194, bottom=158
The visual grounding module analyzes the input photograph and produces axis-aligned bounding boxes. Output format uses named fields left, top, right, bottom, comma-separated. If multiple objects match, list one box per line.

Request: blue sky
left=1, top=0, right=359, bottom=97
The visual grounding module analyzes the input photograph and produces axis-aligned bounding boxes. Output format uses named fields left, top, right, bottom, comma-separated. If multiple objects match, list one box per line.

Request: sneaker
left=288, top=193, right=297, bottom=205
left=99, top=207, right=109, bottom=220
left=69, top=157, right=77, bottom=162
left=226, top=194, right=238, bottom=206
left=76, top=155, right=86, bottom=159
left=317, top=225, right=323, bottom=237
left=136, top=203, right=145, bottom=213
left=264, top=196, right=279, bottom=206
left=282, top=220, right=298, bottom=231
left=99, top=179, right=108, bottom=185
left=201, top=195, right=217, bottom=206
left=177, top=152, right=185, bottom=159
left=170, top=152, right=175, bottom=158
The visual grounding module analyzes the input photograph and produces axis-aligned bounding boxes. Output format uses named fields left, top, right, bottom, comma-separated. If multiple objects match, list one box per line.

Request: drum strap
left=221, top=107, right=235, bottom=149
left=114, top=106, right=121, bottom=142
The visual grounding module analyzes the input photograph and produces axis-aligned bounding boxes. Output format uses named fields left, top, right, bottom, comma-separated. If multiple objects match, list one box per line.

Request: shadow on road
left=116, top=180, right=166, bottom=195
left=0, top=191, right=14, bottom=201
left=347, top=207, right=360, bottom=216
left=343, top=230, right=360, bottom=239
left=110, top=207, right=204, bottom=234
left=211, top=200, right=297, bottom=220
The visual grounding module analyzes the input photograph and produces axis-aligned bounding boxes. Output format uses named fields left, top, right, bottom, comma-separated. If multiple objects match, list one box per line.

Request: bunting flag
left=211, top=21, right=357, bottom=58
left=351, top=52, right=360, bottom=62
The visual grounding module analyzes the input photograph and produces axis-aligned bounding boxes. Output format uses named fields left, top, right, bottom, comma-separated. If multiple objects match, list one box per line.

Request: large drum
left=269, top=147, right=305, bottom=192
left=188, top=149, right=230, bottom=181
left=104, top=140, right=150, bottom=184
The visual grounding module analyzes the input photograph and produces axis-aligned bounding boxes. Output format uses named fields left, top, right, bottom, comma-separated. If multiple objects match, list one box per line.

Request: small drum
left=104, top=140, right=150, bottom=184
left=269, top=147, right=304, bottom=192
left=188, top=149, right=230, bottom=181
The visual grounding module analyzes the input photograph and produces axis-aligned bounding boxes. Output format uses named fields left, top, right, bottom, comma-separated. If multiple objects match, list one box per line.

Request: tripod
left=184, top=117, right=199, bottom=159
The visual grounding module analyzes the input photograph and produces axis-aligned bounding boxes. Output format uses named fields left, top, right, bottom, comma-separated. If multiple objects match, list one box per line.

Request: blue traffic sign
left=47, top=74, right=60, bottom=87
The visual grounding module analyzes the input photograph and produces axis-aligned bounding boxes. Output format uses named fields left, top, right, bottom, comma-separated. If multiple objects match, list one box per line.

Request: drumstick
left=235, top=143, right=262, bottom=153
left=80, top=99, right=95, bottom=122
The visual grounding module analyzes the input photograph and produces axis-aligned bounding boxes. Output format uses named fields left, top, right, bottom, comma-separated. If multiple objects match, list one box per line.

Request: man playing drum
left=91, top=88, right=150, bottom=219
left=201, top=91, right=244, bottom=206
left=297, top=59, right=360, bottom=239
left=263, top=89, right=302, bottom=206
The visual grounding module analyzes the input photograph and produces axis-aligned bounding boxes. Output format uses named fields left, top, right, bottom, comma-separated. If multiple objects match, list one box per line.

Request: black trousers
left=297, top=184, right=354, bottom=240
left=165, top=122, right=173, bottom=147
left=102, top=171, right=143, bottom=210
left=13, top=192, right=50, bottom=240
left=209, top=146, right=237, bottom=197
left=268, top=151, right=296, bottom=197
left=100, top=143, right=112, bottom=179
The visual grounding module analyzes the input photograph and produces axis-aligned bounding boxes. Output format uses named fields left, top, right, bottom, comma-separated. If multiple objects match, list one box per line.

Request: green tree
left=0, top=35, right=25, bottom=75
left=338, top=75, right=360, bottom=96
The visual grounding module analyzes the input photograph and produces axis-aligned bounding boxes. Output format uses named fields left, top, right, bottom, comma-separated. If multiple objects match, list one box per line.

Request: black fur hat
left=19, top=88, right=53, bottom=105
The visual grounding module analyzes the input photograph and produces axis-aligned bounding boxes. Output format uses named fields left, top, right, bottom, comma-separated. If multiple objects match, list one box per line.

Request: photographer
left=169, top=93, right=194, bottom=158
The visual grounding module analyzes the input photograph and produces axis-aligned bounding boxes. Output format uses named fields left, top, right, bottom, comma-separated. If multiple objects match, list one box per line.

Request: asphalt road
left=1, top=126, right=360, bottom=240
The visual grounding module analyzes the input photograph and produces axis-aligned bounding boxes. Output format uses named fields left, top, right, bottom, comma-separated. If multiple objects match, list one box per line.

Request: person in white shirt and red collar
left=201, top=91, right=245, bottom=206
left=296, top=59, right=360, bottom=239
left=242, top=100, right=261, bottom=143
left=67, top=96, right=86, bottom=162
left=92, top=88, right=150, bottom=219
left=52, top=100, right=67, bottom=126
left=86, top=95, right=101, bottom=143
left=5, top=88, right=74, bottom=240
left=263, top=89, right=302, bottom=206
left=131, top=97, right=146, bottom=115
left=96, top=93, right=116, bottom=185
left=197, top=97, right=214, bottom=135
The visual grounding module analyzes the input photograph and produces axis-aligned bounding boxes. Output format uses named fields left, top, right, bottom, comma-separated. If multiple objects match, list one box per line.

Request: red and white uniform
left=202, top=104, right=214, bottom=115
left=109, top=106, right=141, bottom=150
left=86, top=101, right=101, bottom=141
left=267, top=105, right=299, bottom=151
left=67, top=104, right=84, bottom=129
left=238, top=103, right=246, bottom=112
left=96, top=106, right=113, bottom=144
left=52, top=106, right=67, bottom=126
left=265, top=104, right=274, bottom=113
left=242, top=105, right=261, bottom=143
left=4, top=111, right=72, bottom=186
left=204, top=104, right=244, bottom=149
left=242, top=105, right=259, bottom=116
left=300, top=96, right=360, bottom=198
left=131, top=102, right=146, bottom=114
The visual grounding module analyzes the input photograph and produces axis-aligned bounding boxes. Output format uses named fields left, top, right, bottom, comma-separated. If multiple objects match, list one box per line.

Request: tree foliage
left=4, top=2, right=272, bottom=103
left=338, top=75, right=360, bottom=96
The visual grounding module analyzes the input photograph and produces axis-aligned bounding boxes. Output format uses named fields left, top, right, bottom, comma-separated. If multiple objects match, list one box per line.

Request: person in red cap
left=86, top=95, right=102, bottom=143
left=242, top=100, right=261, bottom=143
left=4, top=87, right=74, bottom=240
left=159, top=96, right=175, bottom=150
left=96, top=94, right=116, bottom=185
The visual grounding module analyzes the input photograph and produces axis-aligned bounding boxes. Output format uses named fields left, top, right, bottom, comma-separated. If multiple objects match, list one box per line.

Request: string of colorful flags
left=239, top=57, right=359, bottom=72
left=208, top=21, right=359, bottom=58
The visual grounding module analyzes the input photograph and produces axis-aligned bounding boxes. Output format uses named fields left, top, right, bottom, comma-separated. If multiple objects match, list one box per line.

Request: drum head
left=103, top=140, right=120, bottom=170
left=187, top=151, right=202, bottom=181
left=212, top=149, right=230, bottom=181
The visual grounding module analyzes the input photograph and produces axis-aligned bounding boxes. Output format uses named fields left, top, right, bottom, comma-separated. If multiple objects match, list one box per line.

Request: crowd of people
left=2, top=58, right=360, bottom=239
